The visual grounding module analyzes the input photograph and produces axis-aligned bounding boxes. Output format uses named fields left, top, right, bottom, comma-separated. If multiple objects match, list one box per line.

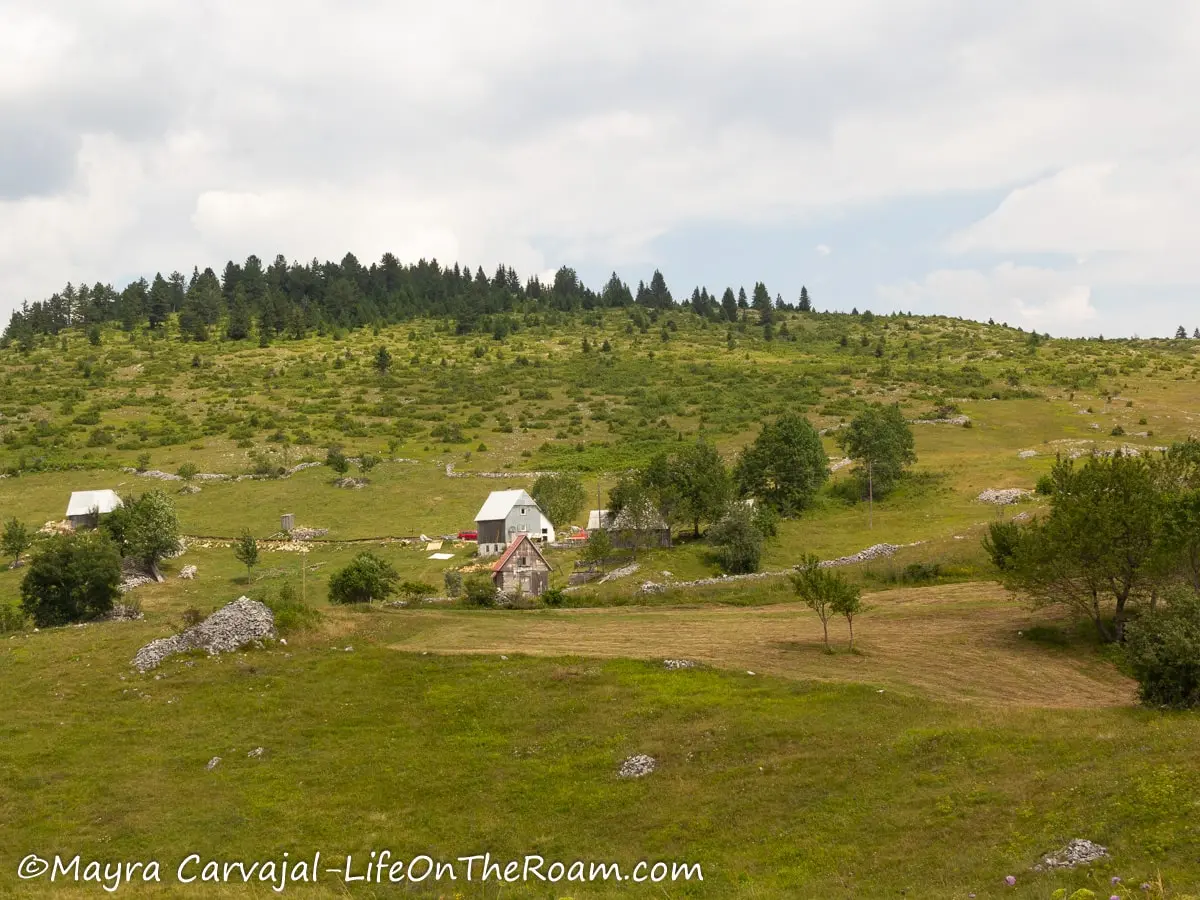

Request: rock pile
left=599, top=562, right=640, bottom=584
left=618, top=755, right=657, bottom=779
left=333, top=477, right=367, bottom=489
left=108, top=603, right=144, bottom=622
left=911, top=415, right=971, bottom=425
left=1034, top=839, right=1109, bottom=871
left=444, top=463, right=558, bottom=479
left=1018, top=450, right=1038, bottom=459
left=132, top=597, right=276, bottom=672
left=977, top=488, right=1033, bottom=505
left=663, top=659, right=696, bottom=670
left=290, top=527, right=329, bottom=540
left=639, top=581, right=665, bottom=595
left=819, top=543, right=911, bottom=567
left=178, top=484, right=202, bottom=495
left=179, top=565, right=197, bottom=580
left=829, top=457, right=853, bottom=472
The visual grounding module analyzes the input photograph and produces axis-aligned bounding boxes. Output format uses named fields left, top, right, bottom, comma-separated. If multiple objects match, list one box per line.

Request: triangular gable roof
left=491, top=532, right=552, bottom=573
left=66, top=490, right=124, bottom=518
left=475, top=489, right=539, bottom=522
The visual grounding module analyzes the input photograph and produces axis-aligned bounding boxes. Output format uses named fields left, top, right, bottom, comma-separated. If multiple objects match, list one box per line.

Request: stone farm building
left=586, top=508, right=672, bottom=550
left=491, top=533, right=552, bottom=597
left=65, top=490, right=124, bottom=529
left=474, top=489, right=556, bottom=556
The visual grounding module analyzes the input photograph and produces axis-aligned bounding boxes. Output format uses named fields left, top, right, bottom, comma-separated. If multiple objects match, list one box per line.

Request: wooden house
left=586, top=508, right=672, bottom=549
left=491, top=533, right=552, bottom=597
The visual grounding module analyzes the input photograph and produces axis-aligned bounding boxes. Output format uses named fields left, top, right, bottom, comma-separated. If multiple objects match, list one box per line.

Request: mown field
left=2, top=309, right=1200, bottom=897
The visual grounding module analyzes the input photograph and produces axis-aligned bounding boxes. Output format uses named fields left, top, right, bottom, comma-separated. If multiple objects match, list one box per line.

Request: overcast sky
left=2, top=1, right=1198, bottom=337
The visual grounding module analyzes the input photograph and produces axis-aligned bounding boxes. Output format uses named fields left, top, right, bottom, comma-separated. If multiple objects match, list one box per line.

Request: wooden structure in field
left=491, top=533, right=552, bottom=597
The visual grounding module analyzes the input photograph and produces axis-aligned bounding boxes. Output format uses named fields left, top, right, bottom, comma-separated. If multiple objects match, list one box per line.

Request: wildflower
left=1112, top=877, right=1121, bottom=884
left=1005, top=875, right=1016, bottom=886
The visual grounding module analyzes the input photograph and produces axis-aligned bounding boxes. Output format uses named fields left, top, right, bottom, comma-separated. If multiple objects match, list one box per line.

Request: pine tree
left=721, top=288, right=738, bottom=322
left=226, top=286, right=251, bottom=340
left=1176, top=325, right=1188, bottom=339
left=737, top=287, right=748, bottom=309
left=147, top=274, right=171, bottom=330
left=798, top=286, right=811, bottom=312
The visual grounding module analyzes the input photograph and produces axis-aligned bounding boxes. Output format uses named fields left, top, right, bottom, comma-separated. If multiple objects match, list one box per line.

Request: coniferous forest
left=2, top=252, right=815, bottom=348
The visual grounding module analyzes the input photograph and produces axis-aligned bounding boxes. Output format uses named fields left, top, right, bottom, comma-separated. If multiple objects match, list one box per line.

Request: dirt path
left=386, top=582, right=1135, bottom=709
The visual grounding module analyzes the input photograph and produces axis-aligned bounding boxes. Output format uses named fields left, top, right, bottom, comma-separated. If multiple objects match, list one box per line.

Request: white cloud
left=816, top=244, right=832, bottom=256
left=878, top=264, right=1098, bottom=336
left=1, top=0, right=1199, bottom=335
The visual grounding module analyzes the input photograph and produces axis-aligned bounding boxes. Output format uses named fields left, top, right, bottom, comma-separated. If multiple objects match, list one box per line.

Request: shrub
left=19, top=532, right=122, bottom=627
left=359, top=454, right=380, bottom=473
left=901, top=562, right=942, bottom=583
left=266, top=582, right=321, bottom=633
left=234, top=529, right=259, bottom=580
left=1125, top=591, right=1200, bottom=708
left=0, top=603, right=27, bottom=634
left=398, top=580, right=436, bottom=603
left=983, top=520, right=1022, bottom=570
left=177, top=462, right=199, bottom=481
left=443, top=569, right=463, bottom=598
left=542, top=588, right=567, bottom=607
left=136, top=452, right=151, bottom=472
left=326, top=448, right=349, bottom=475
left=2, top=517, right=33, bottom=566
left=181, top=607, right=205, bottom=627
left=1034, top=473, right=1055, bottom=495
left=463, top=573, right=498, bottom=607
left=707, top=506, right=764, bottom=574
left=327, top=552, right=399, bottom=604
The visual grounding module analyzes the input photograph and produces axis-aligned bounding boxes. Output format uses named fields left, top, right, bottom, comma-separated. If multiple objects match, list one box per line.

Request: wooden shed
left=491, top=533, right=552, bottom=597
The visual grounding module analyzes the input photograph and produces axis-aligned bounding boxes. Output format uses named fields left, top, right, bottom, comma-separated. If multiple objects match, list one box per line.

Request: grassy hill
left=2, top=308, right=1200, bottom=897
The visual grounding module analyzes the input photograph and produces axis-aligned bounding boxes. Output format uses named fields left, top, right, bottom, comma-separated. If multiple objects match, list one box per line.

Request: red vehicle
left=457, top=530, right=478, bottom=541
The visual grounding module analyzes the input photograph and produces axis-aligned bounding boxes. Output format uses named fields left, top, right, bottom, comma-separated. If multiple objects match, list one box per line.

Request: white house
left=65, top=490, right=124, bottom=529
left=474, top=489, right=555, bottom=557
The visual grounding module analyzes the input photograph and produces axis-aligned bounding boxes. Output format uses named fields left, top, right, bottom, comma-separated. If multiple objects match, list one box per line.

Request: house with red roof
left=491, top=533, right=552, bottom=597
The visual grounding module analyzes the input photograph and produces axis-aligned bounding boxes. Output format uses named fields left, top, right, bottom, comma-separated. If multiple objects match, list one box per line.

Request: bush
left=542, top=588, right=567, bottom=607
left=0, top=603, right=27, bottom=634
left=326, top=448, right=349, bottom=475
left=177, top=462, right=199, bottom=481
left=136, top=452, right=151, bottom=472
left=901, top=562, right=941, bottom=583
left=707, top=506, right=764, bottom=574
left=265, top=582, right=321, bottom=633
left=982, top=520, right=1022, bottom=570
left=399, top=580, right=436, bottom=603
left=463, top=573, right=498, bottom=607
left=359, top=454, right=381, bottom=473
left=443, top=569, right=463, bottom=597
left=1125, top=591, right=1200, bottom=708
left=19, top=532, right=122, bottom=627
left=181, top=607, right=205, bottom=627
left=1034, top=473, right=1055, bottom=495
left=327, top=552, right=399, bottom=604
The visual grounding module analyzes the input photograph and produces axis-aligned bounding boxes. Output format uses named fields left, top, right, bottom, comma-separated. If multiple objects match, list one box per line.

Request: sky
left=2, top=1, right=1198, bottom=338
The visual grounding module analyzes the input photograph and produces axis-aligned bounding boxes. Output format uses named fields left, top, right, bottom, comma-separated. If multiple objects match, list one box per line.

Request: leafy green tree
left=124, top=490, right=182, bottom=580
left=837, top=403, right=917, bottom=524
left=830, top=577, right=864, bottom=650
left=530, top=472, right=586, bottom=528
left=790, top=555, right=859, bottom=651
left=1125, top=589, right=1200, bottom=708
left=581, top=528, right=612, bottom=569
left=982, top=520, right=1022, bottom=571
left=607, top=475, right=660, bottom=560
left=20, top=532, right=122, bottom=627
left=2, top=518, right=32, bottom=567
left=734, top=413, right=829, bottom=516
left=327, top=552, right=399, bottom=604
left=707, top=504, right=764, bottom=574
left=653, top=438, right=730, bottom=536
left=234, top=529, right=259, bottom=581
left=1000, top=453, right=1165, bottom=642
left=326, top=448, right=349, bottom=475
left=443, top=569, right=464, bottom=597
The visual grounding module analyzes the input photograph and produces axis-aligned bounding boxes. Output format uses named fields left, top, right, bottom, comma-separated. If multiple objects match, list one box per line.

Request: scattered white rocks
left=205, top=757, right=221, bottom=771
left=333, top=477, right=367, bottom=489
left=107, top=603, right=144, bottom=622
left=829, top=457, right=854, bottom=472
left=639, top=581, right=665, bottom=595
left=599, top=562, right=640, bottom=584
left=132, top=597, right=276, bottom=672
left=1018, top=450, right=1038, bottom=459
left=445, top=463, right=558, bottom=479
left=122, top=468, right=183, bottom=481
left=911, top=415, right=971, bottom=425
left=179, top=565, right=197, bottom=580
left=977, top=488, right=1034, bottom=505
left=1034, top=839, right=1109, bottom=871
left=289, top=527, right=329, bottom=540
left=247, top=747, right=265, bottom=759
left=819, top=543, right=914, bottom=567
left=618, top=755, right=657, bottom=779
left=663, top=659, right=697, bottom=670
left=119, top=567, right=157, bottom=594
left=178, top=484, right=202, bottom=495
